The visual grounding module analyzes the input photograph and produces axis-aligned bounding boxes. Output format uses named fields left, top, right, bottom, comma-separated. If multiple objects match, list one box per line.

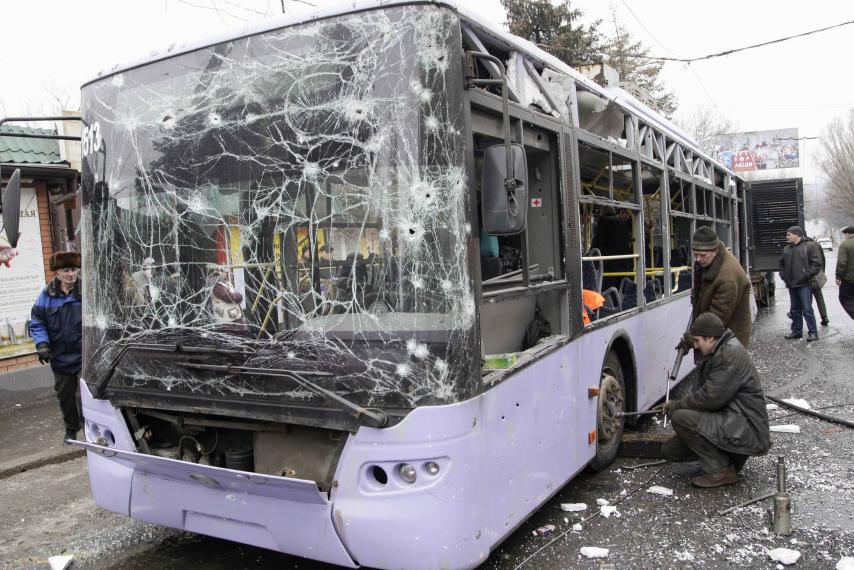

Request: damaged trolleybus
left=73, top=1, right=751, bottom=567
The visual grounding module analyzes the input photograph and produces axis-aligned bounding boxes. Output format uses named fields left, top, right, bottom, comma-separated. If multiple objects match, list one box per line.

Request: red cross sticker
left=531, top=198, right=542, bottom=208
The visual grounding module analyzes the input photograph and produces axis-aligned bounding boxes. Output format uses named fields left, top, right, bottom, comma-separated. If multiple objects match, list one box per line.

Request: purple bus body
left=78, top=297, right=691, bottom=569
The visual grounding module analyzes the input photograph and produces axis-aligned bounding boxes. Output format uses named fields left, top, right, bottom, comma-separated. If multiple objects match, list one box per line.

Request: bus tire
left=589, top=352, right=625, bottom=472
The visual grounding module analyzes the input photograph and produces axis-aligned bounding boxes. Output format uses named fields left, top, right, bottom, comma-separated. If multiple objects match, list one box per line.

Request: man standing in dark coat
left=836, top=225, right=854, bottom=320
left=808, top=234, right=829, bottom=326
left=686, top=227, right=752, bottom=348
left=779, top=226, right=822, bottom=341
left=29, top=252, right=83, bottom=444
left=663, top=313, right=771, bottom=488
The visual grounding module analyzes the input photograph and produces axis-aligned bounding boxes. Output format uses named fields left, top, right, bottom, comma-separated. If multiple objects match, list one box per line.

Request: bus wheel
left=589, top=352, right=625, bottom=472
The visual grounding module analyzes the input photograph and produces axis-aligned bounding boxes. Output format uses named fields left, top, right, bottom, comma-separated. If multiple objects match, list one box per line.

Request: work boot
left=691, top=466, right=738, bottom=488
left=783, top=332, right=802, bottom=340
left=806, top=333, right=819, bottom=342
left=63, top=429, right=78, bottom=445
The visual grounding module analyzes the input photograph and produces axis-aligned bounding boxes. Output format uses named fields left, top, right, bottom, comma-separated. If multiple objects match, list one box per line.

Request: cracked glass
left=79, top=5, right=476, bottom=420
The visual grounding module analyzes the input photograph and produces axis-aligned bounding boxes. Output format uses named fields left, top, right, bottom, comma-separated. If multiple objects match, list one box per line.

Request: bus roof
left=84, top=0, right=733, bottom=178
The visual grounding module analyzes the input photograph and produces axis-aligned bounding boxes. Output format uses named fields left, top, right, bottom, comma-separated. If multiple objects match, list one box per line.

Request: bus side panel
left=633, top=296, right=694, bottom=412
left=482, top=341, right=597, bottom=545
left=478, top=297, right=694, bottom=548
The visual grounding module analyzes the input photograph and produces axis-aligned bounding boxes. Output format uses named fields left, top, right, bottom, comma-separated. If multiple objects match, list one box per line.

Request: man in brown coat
left=687, top=227, right=753, bottom=347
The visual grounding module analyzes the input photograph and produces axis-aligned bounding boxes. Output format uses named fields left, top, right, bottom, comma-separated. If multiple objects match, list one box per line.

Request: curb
left=0, top=446, right=85, bottom=480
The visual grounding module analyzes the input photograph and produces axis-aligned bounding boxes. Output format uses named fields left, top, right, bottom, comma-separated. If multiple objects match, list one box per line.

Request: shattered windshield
left=79, top=6, right=475, bottom=414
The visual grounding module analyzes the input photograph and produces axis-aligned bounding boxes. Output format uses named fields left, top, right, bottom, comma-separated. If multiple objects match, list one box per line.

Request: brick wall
left=37, top=181, right=56, bottom=283
left=0, top=353, right=39, bottom=373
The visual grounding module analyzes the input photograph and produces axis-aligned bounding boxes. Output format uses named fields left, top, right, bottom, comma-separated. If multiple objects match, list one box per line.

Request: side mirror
left=482, top=143, right=528, bottom=235
left=1, top=169, right=21, bottom=247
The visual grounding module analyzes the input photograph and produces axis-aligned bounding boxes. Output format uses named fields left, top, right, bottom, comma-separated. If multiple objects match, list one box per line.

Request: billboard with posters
left=0, top=187, right=45, bottom=358
left=711, top=128, right=799, bottom=172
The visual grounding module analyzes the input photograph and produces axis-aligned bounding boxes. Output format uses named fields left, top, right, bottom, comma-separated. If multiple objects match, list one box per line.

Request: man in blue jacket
left=29, top=251, right=82, bottom=444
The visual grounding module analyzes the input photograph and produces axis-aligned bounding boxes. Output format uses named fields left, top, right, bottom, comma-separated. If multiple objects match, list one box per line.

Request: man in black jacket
left=779, top=226, right=822, bottom=341
left=662, top=313, right=771, bottom=488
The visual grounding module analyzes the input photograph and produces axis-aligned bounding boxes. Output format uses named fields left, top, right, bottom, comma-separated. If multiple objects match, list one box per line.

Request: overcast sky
left=3, top=0, right=852, bottom=188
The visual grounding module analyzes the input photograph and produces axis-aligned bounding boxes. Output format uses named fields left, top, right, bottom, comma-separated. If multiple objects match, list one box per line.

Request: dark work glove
left=675, top=331, right=694, bottom=352
left=36, top=343, right=52, bottom=365
left=663, top=399, right=678, bottom=416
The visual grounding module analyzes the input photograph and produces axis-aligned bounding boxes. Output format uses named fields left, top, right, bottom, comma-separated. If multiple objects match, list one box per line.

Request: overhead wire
left=665, top=18, right=854, bottom=63
left=613, top=2, right=731, bottom=125
left=617, top=0, right=681, bottom=58
left=537, top=18, right=854, bottom=63
left=176, top=0, right=249, bottom=22
left=218, top=0, right=270, bottom=17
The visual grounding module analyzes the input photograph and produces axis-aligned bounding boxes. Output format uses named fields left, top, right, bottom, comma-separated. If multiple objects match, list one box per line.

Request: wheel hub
left=597, top=372, right=625, bottom=444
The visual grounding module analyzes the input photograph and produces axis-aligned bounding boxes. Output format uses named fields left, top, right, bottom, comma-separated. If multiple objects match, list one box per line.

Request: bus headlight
left=424, top=461, right=440, bottom=476
left=398, top=463, right=417, bottom=484
left=85, top=420, right=115, bottom=447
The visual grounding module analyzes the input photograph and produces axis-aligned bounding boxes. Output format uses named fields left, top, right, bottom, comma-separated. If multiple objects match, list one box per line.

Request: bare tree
left=819, top=109, right=854, bottom=215
left=674, top=107, right=735, bottom=155
left=44, top=82, right=78, bottom=114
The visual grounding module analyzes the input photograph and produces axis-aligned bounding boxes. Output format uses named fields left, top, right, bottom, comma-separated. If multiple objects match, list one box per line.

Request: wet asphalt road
left=2, top=254, right=852, bottom=569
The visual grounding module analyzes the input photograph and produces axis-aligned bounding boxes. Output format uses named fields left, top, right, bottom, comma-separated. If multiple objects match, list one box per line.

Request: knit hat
left=691, top=226, right=719, bottom=251
left=50, top=251, right=81, bottom=271
left=842, top=225, right=854, bottom=235
left=786, top=226, right=805, bottom=237
left=690, top=312, right=725, bottom=338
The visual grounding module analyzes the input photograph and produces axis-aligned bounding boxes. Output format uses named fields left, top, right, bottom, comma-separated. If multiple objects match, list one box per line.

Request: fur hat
left=690, top=312, right=725, bottom=338
left=786, top=226, right=805, bottom=237
left=50, top=251, right=80, bottom=271
left=691, top=226, right=719, bottom=251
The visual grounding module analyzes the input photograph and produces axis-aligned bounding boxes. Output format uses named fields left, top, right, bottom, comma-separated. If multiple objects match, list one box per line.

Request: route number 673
left=82, top=122, right=102, bottom=157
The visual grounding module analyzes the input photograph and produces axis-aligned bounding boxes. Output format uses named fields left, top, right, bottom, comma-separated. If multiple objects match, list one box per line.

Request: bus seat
left=643, top=279, right=657, bottom=303
left=582, top=257, right=597, bottom=291
left=620, top=278, right=638, bottom=310
left=584, top=248, right=603, bottom=292
left=599, top=286, right=622, bottom=316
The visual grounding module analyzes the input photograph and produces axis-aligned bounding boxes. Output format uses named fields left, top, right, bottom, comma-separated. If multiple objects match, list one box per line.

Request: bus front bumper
left=74, top=382, right=356, bottom=567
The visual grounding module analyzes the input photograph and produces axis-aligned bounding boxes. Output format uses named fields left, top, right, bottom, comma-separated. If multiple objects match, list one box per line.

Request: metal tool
left=617, top=407, right=663, bottom=417
left=771, top=455, right=793, bottom=535
left=718, top=455, right=795, bottom=526
left=717, top=490, right=776, bottom=516
left=663, top=346, right=688, bottom=428
left=623, top=459, right=668, bottom=471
